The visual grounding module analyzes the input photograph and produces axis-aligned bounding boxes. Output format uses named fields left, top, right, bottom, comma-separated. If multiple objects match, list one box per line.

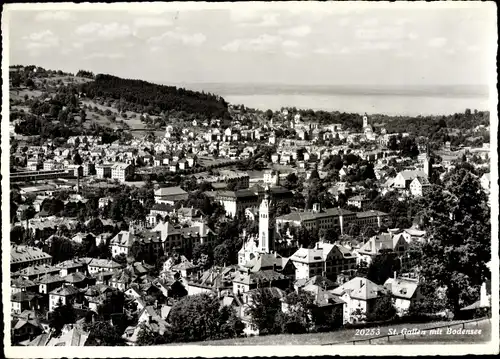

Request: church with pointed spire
left=238, top=186, right=278, bottom=267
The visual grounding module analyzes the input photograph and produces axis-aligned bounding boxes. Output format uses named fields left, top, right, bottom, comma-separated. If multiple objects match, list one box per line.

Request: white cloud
left=282, top=40, right=299, bottom=48
left=35, top=11, right=73, bottom=22
left=148, top=31, right=206, bottom=46
left=133, top=17, right=172, bottom=28
left=356, top=26, right=408, bottom=41
left=23, top=30, right=59, bottom=49
left=75, top=22, right=133, bottom=40
left=360, top=42, right=397, bottom=51
left=222, top=34, right=281, bottom=52
left=428, top=37, right=448, bottom=48
left=84, top=53, right=125, bottom=60
left=279, top=25, right=311, bottom=37
left=408, top=32, right=418, bottom=40
left=285, top=51, right=303, bottom=59
left=313, top=48, right=333, bottom=55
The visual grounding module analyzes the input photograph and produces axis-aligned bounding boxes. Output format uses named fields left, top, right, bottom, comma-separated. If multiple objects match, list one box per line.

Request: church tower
left=423, top=145, right=431, bottom=178
left=363, top=113, right=368, bottom=128
left=258, top=186, right=273, bottom=253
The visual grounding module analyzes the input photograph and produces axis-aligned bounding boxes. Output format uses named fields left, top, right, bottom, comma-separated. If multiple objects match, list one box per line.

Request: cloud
left=229, top=9, right=280, bottom=27
left=222, top=34, right=281, bottom=52
left=282, top=40, right=299, bottom=48
left=279, top=25, right=311, bottom=37
left=23, top=30, right=59, bottom=49
left=148, top=31, right=206, bottom=46
left=84, top=53, right=125, bottom=60
left=428, top=37, right=447, bottom=48
left=75, top=22, right=133, bottom=40
left=360, top=42, right=398, bottom=51
left=35, top=11, right=74, bottom=22
left=133, top=17, right=172, bottom=28
left=284, top=51, right=303, bottom=59
left=313, top=47, right=333, bottom=55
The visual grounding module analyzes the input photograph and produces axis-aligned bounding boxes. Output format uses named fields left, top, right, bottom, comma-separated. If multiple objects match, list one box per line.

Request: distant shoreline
left=162, top=82, right=490, bottom=116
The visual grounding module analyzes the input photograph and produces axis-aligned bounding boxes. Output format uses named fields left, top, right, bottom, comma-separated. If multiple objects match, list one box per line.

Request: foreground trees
left=418, top=168, right=490, bottom=315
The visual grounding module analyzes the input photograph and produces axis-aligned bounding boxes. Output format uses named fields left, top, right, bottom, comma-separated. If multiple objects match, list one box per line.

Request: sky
left=4, top=2, right=497, bottom=87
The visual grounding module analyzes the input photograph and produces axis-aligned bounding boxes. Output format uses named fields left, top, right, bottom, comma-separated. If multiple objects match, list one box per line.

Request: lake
left=168, top=82, right=490, bottom=117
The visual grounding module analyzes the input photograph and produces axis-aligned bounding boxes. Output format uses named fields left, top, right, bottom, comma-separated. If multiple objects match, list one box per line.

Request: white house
left=330, top=277, right=387, bottom=323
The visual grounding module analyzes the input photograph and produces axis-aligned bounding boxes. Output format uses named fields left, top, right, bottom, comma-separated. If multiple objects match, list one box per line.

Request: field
left=167, top=319, right=491, bottom=346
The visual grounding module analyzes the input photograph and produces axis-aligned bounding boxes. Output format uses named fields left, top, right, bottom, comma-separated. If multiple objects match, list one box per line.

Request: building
left=357, top=233, right=410, bottom=269
left=409, top=176, right=431, bottom=197
left=111, top=163, right=134, bottom=182
left=276, top=205, right=357, bottom=235
left=48, top=284, right=81, bottom=312
left=214, top=189, right=259, bottom=218
left=347, top=195, right=370, bottom=209
left=154, top=186, right=188, bottom=205
left=393, top=170, right=428, bottom=194
left=11, top=245, right=52, bottom=272
left=96, top=164, right=112, bottom=179
left=331, top=277, right=387, bottom=323
left=289, top=241, right=356, bottom=280
left=383, top=277, right=422, bottom=316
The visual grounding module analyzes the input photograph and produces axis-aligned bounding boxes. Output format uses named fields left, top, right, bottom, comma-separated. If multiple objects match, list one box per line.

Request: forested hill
left=78, top=74, right=230, bottom=119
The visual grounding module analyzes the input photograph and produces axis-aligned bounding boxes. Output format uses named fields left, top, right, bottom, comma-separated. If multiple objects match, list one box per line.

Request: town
left=9, top=66, right=492, bottom=346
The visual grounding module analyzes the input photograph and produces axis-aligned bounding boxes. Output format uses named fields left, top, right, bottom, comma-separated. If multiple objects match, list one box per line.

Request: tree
left=245, top=288, right=284, bottom=335
left=367, top=251, right=401, bottom=285
left=84, top=321, right=126, bottom=346
left=74, top=152, right=83, bottom=165
left=419, top=169, right=490, bottom=315
left=213, top=243, right=231, bottom=267
left=165, top=293, right=243, bottom=343
left=136, top=324, right=167, bottom=345
left=49, top=303, right=76, bottom=336
left=366, top=295, right=397, bottom=322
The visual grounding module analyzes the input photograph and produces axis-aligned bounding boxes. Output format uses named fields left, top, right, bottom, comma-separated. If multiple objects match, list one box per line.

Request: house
left=98, top=196, right=113, bottom=209
left=11, top=245, right=53, bottom=272
left=154, top=186, right=188, bottom=205
left=87, top=258, right=123, bottom=274
left=12, top=264, right=60, bottom=281
left=96, top=164, right=112, bottom=179
left=28, top=324, right=89, bottom=346
left=347, top=195, right=370, bottom=209
left=393, top=170, right=428, bottom=192
left=11, top=311, right=44, bottom=344
left=330, top=277, right=387, bottom=323
left=111, top=163, right=134, bottom=182
left=55, top=258, right=87, bottom=277
left=357, top=233, right=410, bottom=268
left=36, top=274, right=65, bottom=295
left=49, top=284, right=82, bottom=312
left=11, top=277, right=38, bottom=295
left=289, top=241, right=356, bottom=281
left=384, top=277, right=422, bottom=316
left=409, top=176, right=431, bottom=197
left=11, top=291, right=41, bottom=314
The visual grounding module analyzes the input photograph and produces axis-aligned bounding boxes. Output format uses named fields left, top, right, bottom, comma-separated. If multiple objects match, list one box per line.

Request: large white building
left=111, top=163, right=134, bottom=182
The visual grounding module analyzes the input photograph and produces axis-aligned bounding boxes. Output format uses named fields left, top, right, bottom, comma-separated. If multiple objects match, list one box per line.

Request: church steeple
left=258, top=186, right=272, bottom=253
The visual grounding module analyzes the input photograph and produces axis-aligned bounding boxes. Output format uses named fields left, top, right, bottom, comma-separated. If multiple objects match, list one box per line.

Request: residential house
left=331, top=277, right=387, bottom=323
left=384, top=277, right=422, bottom=316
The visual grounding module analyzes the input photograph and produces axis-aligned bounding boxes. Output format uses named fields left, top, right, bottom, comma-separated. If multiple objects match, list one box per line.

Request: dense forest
left=77, top=74, right=231, bottom=119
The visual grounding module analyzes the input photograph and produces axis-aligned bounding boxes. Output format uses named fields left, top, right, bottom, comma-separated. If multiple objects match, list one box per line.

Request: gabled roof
left=50, top=284, right=80, bottom=296
left=154, top=186, right=187, bottom=197
left=384, top=278, right=419, bottom=299
left=331, top=277, right=386, bottom=301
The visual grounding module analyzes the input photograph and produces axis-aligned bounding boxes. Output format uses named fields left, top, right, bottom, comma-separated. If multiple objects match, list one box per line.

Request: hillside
left=78, top=74, right=231, bottom=120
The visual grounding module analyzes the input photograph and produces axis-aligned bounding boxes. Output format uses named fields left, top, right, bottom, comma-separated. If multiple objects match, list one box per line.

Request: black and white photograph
left=2, top=1, right=498, bottom=357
